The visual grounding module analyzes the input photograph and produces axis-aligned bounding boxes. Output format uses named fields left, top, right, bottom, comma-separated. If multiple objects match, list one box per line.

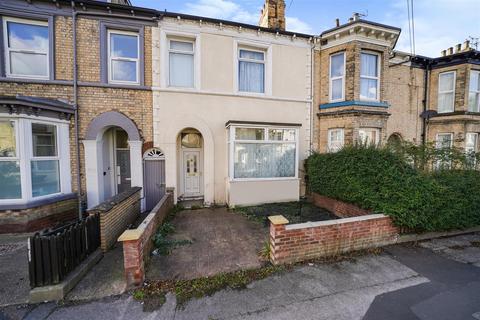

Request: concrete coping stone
left=285, top=214, right=388, bottom=231
left=268, top=215, right=289, bottom=225
left=88, top=187, right=141, bottom=214
left=118, top=192, right=171, bottom=242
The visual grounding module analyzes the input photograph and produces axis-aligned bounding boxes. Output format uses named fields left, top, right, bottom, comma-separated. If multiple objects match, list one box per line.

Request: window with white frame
left=108, top=30, right=139, bottom=84
left=358, top=128, right=380, bottom=146
left=330, top=52, right=345, bottom=101
left=465, top=132, right=478, bottom=166
left=238, top=48, right=265, bottom=94
left=360, top=52, right=380, bottom=101
left=0, top=117, right=70, bottom=204
left=0, top=120, right=21, bottom=199
left=229, top=126, right=297, bottom=179
left=327, top=128, right=344, bottom=152
left=168, top=39, right=194, bottom=88
left=3, top=17, right=49, bottom=79
left=468, top=70, right=480, bottom=112
left=436, top=133, right=453, bottom=149
left=438, top=71, right=456, bottom=113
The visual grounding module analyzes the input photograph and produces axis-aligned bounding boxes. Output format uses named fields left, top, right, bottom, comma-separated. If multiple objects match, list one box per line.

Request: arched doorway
left=387, top=133, right=403, bottom=149
left=143, top=148, right=166, bottom=211
left=178, top=129, right=204, bottom=200
left=83, top=111, right=143, bottom=209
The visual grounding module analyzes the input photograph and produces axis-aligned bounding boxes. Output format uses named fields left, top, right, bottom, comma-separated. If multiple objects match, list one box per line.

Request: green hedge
left=306, top=146, right=480, bottom=232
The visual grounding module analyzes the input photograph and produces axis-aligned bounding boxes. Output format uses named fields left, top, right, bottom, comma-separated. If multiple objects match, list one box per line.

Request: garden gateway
left=0, top=0, right=479, bottom=233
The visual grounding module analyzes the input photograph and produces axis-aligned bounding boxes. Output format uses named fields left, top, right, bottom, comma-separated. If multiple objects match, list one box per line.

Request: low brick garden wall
left=88, top=187, right=141, bottom=252
left=269, top=193, right=399, bottom=265
left=118, top=191, right=174, bottom=288
left=0, top=194, right=78, bottom=234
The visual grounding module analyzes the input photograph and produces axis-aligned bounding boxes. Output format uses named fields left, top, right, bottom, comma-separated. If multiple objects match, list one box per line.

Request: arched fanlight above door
left=144, top=148, right=165, bottom=160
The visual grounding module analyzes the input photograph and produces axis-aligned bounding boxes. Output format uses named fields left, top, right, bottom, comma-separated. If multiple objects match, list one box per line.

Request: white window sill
left=229, top=177, right=299, bottom=183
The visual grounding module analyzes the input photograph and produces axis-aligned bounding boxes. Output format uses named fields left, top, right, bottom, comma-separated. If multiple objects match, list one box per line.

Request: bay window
left=169, top=39, right=195, bottom=88
left=468, top=70, right=480, bottom=112
left=438, top=71, right=455, bottom=113
left=238, top=49, right=265, bottom=94
left=360, top=52, right=380, bottom=101
left=108, top=30, right=139, bottom=84
left=328, top=128, right=344, bottom=152
left=330, top=52, right=345, bottom=101
left=0, top=117, right=70, bottom=204
left=3, top=17, right=49, bottom=79
left=229, top=126, right=298, bottom=180
left=358, top=128, right=380, bottom=146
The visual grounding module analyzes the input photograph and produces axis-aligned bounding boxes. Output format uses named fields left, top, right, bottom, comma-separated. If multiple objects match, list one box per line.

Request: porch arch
left=83, top=111, right=144, bottom=210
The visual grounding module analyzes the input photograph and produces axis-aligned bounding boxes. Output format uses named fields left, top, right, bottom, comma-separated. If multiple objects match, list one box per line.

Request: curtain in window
left=234, top=143, right=295, bottom=178
left=360, top=53, right=378, bottom=100
left=438, top=73, right=455, bottom=113
left=468, top=71, right=480, bottom=112
left=169, top=52, right=194, bottom=87
left=239, top=61, right=265, bottom=93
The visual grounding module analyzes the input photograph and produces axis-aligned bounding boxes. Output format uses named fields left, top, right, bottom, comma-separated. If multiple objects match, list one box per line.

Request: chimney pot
left=352, top=13, right=360, bottom=21
left=447, top=47, right=454, bottom=55
left=455, top=43, right=461, bottom=53
left=463, top=40, right=470, bottom=51
left=335, top=18, right=340, bottom=27
left=441, top=50, right=446, bottom=57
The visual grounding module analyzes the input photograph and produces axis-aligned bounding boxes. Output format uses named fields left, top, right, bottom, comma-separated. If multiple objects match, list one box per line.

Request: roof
left=321, top=19, right=401, bottom=36
left=410, top=49, right=480, bottom=68
left=0, top=95, right=75, bottom=114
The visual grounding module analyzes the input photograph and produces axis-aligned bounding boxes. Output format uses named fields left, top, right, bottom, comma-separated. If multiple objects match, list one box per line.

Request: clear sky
left=131, top=0, right=480, bottom=57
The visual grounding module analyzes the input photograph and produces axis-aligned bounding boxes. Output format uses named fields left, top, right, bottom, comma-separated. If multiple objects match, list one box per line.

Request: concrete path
left=146, top=208, right=267, bottom=280
left=0, top=234, right=30, bottom=307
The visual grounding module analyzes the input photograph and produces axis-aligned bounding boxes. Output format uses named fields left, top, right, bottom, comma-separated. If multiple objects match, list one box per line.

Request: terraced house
left=0, top=0, right=478, bottom=234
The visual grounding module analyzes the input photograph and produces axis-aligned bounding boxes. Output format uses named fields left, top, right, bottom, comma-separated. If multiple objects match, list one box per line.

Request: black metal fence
left=28, top=214, right=100, bottom=288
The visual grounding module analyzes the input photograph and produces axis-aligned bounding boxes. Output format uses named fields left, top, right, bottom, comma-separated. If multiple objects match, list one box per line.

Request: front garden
left=306, top=143, right=480, bottom=232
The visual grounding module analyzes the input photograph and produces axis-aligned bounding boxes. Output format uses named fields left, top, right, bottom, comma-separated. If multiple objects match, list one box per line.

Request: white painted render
left=152, top=18, right=313, bottom=206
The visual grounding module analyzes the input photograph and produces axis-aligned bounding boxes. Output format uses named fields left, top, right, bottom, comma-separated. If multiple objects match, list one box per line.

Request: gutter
left=422, top=61, right=430, bottom=145
left=70, top=1, right=160, bottom=218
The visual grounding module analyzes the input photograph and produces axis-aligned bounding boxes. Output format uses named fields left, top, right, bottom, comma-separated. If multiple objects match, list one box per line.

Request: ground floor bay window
left=0, top=117, right=71, bottom=205
left=228, top=124, right=298, bottom=180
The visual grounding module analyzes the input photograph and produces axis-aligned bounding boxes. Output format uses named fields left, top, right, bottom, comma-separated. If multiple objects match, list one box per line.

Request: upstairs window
left=360, top=52, right=380, bottom=101
left=438, top=71, right=455, bottom=113
left=238, top=49, right=265, bottom=94
left=468, top=70, right=480, bottom=112
left=3, top=17, right=49, bottom=79
left=330, top=52, right=345, bottom=101
left=169, top=39, right=194, bottom=88
left=108, top=30, right=139, bottom=84
left=327, top=128, right=344, bottom=152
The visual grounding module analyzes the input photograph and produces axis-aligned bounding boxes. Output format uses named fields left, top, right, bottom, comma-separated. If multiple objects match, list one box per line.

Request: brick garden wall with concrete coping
left=269, top=193, right=399, bottom=265
left=118, top=191, right=174, bottom=288
left=87, top=187, right=141, bottom=252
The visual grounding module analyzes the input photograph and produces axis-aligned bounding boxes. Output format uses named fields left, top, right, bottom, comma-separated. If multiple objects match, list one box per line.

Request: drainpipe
left=421, top=61, right=430, bottom=145
left=70, top=2, right=160, bottom=218
left=71, top=2, right=82, bottom=219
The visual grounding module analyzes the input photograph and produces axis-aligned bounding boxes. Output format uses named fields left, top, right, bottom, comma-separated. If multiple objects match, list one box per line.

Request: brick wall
left=269, top=193, right=399, bottom=264
left=88, top=187, right=141, bottom=252
left=0, top=197, right=78, bottom=234
left=310, top=193, right=370, bottom=218
left=118, top=191, right=174, bottom=288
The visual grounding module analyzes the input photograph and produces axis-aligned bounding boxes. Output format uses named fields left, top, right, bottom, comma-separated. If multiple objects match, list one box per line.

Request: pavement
left=1, top=230, right=480, bottom=320
left=0, top=234, right=30, bottom=307
left=146, top=208, right=267, bottom=280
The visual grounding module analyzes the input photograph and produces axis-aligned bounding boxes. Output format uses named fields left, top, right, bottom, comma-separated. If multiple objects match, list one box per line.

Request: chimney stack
left=352, top=13, right=360, bottom=21
left=259, top=0, right=286, bottom=31
left=335, top=18, right=340, bottom=27
left=455, top=43, right=462, bottom=53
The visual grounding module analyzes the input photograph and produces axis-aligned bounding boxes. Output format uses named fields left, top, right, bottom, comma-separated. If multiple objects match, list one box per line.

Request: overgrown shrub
left=306, top=145, right=480, bottom=232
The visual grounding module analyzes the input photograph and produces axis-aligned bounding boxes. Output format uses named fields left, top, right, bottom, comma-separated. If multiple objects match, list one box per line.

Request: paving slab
left=146, top=208, right=267, bottom=280
left=0, top=234, right=30, bottom=307
left=418, top=232, right=480, bottom=266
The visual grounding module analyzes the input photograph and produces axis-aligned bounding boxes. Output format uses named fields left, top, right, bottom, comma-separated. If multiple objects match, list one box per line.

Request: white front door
left=183, top=150, right=201, bottom=196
